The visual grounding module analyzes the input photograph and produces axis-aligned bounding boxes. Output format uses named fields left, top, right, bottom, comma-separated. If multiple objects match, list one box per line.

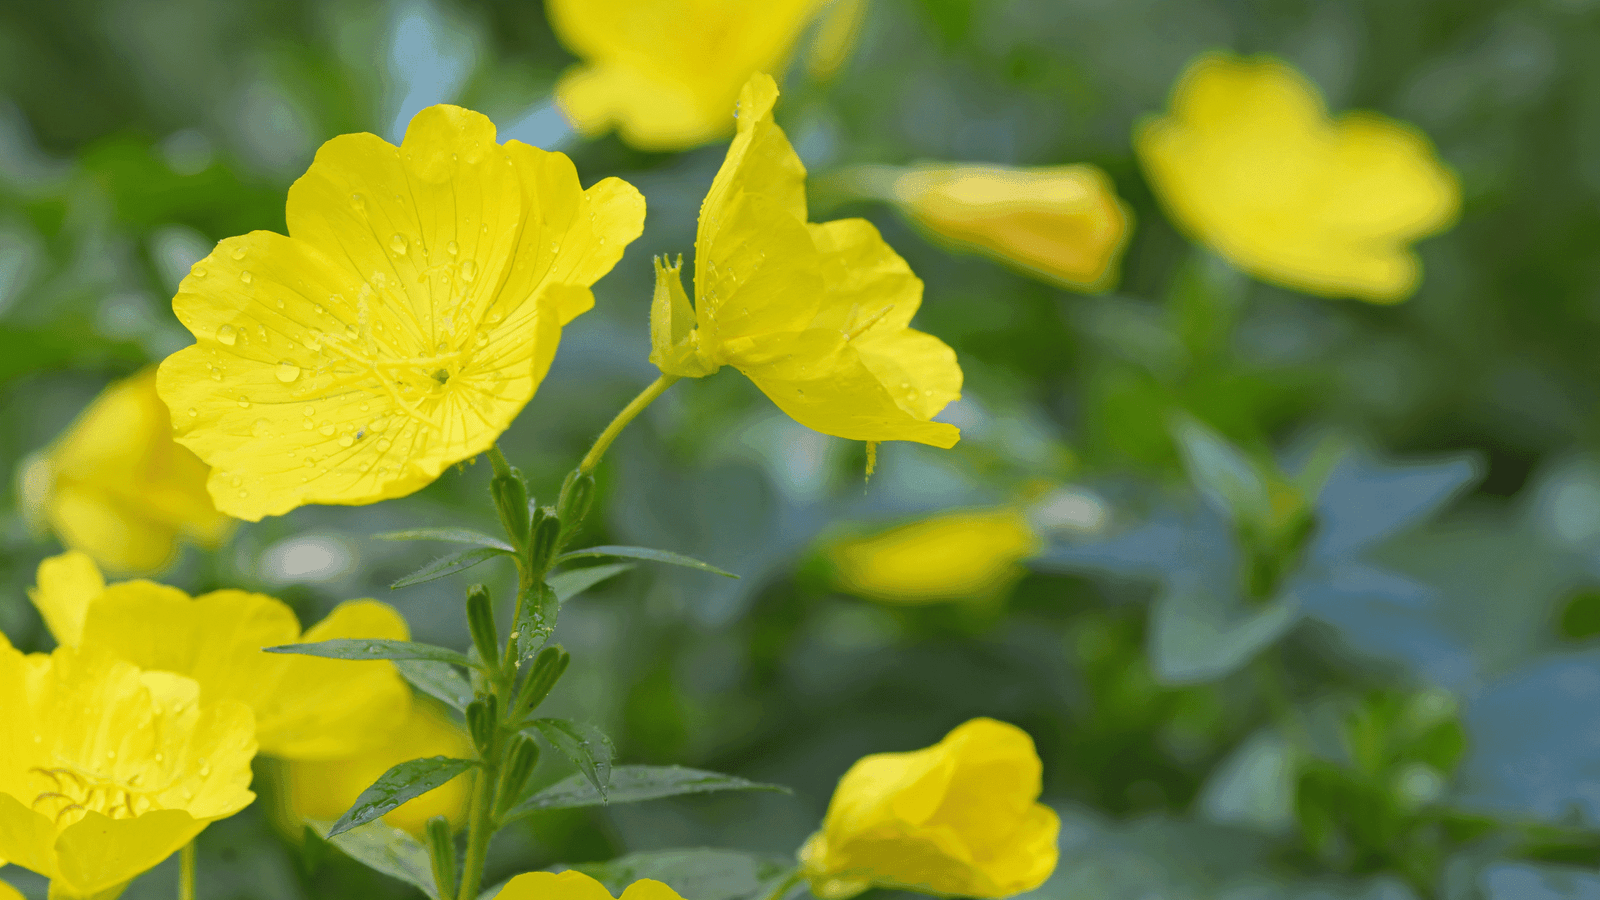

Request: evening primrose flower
left=829, top=508, right=1041, bottom=604
left=498, top=871, right=684, bottom=900
left=1137, top=52, right=1458, bottom=302
left=20, top=368, right=231, bottom=574
left=548, top=0, right=832, bottom=150
left=31, top=552, right=411, bottom=761
left=287, top=699, right=471, bottom=835
left=800, top=718, right=1058, bottom=899
left=158, top=104, right=645, bottom=520
left=0, top=644, right=255, bottom=899
left=652, top=74, right=962, bottom=448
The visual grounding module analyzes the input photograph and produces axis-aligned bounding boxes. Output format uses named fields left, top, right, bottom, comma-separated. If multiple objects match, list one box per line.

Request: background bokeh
left=6, top=0, right=1600, bottom=898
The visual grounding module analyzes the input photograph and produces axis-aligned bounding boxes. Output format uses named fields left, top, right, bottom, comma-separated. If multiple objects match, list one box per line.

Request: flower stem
left=179, top=841, right=196, bottom=900
left=456, top=760, right=497, bottom=900
left=757, top=868, right=805, bottom=900
left=577, top=374, right=680, bottom=475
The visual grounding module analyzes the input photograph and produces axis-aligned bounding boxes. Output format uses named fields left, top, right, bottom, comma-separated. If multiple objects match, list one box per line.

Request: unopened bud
left=466, top=583, right=500, bottom=670
left=424, top=816, right=456, bottom=898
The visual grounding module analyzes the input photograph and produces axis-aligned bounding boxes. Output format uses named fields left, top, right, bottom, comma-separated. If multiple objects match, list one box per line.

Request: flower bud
left=556, top=469, right=598, bottom=539
left=466, top=698, right=498, bottom=758
left=526, top=510, right=563, bottom=575
left=491, top=466, right=532, bottom=548
left=800, top=718, right=1059, bottom=899
left=515, top=645, right=571, bottom=716
left=466, top=583, right=500, bottom=670
left=493, top=734, right=542, bottom=817
left=424, top=815, right=457, bottom=898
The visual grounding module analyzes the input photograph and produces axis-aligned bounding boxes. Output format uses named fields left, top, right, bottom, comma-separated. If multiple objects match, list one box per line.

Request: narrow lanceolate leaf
left=548, top=562, right=635, bottom=603
left=554, top=546, right=737, bottom=578
left=328, top=756, right=477, bottom=837
left=308, top=818, right=440, bottom=899
left=391, top=547, right=513, bottom=589
left=528, top=718, right=615, bottom=799
left=515, top=582, right=559, bottom=663
left=394, top=659, right=475, bottom=711
left=373, top=528, right=514, bottom=553
left=265, top=639, right=474, bottom=668
left=506, top=765, right=788, bottom=820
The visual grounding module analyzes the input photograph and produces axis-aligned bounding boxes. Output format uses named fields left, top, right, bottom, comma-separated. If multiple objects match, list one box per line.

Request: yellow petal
left=699, top=73, right=808, bottom=237
left=54, top=810, right=203, bottom=897
left=29, top=369, right=230, bottom=575
left=29, top=552, right=106, bottom=647
left=699, top=191, right=826, bottom=353
left=287, top=700, right=471, bottom=835
left=618, top=880, right=689, bottom=900
left=889, top=164, right=1131, bottom=290
left=829, top=509, right=1040, bottom=603
left=807, top=0, right=868, bottom=80
left=548, top=0, right=822, bottom=151
left=0, top=878, right=22, bottom=900
left=1136, top=52, right=1458, bottom=303
left=0, top=795, right=60, bottom=887
left=161, top=105, right=641, bottom=521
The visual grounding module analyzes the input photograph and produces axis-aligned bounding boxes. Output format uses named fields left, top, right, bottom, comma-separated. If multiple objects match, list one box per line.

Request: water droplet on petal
left=318, top=422, right=335, bottom=437
left=339, top=434, right=355, bottom=448
left=230, top=475, right=243, bottom=487
left=252, top=418, right=272, bottom=438
left=446, top=240, right=459, bottom=256
left=192, top=266, right=208, bottom=278
left=390, top=233, right=409, bottom=255
left=460, top=260, right=477, bottom=282
left=377, top=439, right=392, bottom=451
left=239, top=271, right=252, bottom=284
left=231, top=246, right=247, bottom=260
left=276, top=361, right=300, bottom=383
left=303, top=405, right=315, bottom=416
left=351, top=193, right=365, bottom=211
left=216, top=324, right=238, bottom=346
left=187, top=407, right=198, bottom=417
left=237, top=396, right=250, bottom=408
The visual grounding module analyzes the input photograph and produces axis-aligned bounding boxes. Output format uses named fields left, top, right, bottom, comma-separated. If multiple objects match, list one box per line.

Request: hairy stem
left=179, top=841, right=196, bottom=900
left=457, top=760, right=497, bottom=900
left=577, top=374, right=680, bottom=475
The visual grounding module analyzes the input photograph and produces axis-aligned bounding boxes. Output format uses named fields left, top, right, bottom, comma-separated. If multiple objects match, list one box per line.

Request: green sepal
left=557, top=470, right=596, bottom=540
left=649, top=254, right=717, bottom=378
left=466, top=699, right=498, bottom=757
left=465, top=584, right=500, bottom=671
left=424, top=816, right=456, bottom=900
left=490, top=466, right=532, bottom=548
left=513, top=645, right=570, bottom=718
left=493, top=734, right=542, bottom=819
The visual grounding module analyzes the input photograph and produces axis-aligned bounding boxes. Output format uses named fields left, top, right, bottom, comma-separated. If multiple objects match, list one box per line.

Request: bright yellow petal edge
left=800, top=717, right=1059, bottom=899
left=30, top=551, right=412, bottom=761
left=652, top=73, right=962, bottom=449
left=497, top=871, right=686, bottom=900
left=0, top=645, right=256, bottom=897
left=829, top=507, right=1042, bottom=604
left=1135, top=52, right=1459, bottom=303
left=20, top=368, right=232, bottom=575
left=158, top=104, right=645, bottom=521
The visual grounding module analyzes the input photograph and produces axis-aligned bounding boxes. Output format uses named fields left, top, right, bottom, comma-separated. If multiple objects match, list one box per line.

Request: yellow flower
left=1136, top=52, right=1458, bottom=303
left=880, top=164, right=1131, bottom=291
left=829, top=508, right=1041, bottom=604
left=800, top=718, right=1058, bottom=899
left=20, top=368, right=232, bottom=575
left=0, top=879, right=20, bottom=900
left=286, top=699, right=471, bottom=836
left=652, top=74, right=962, bottom=448
left=158, top=105, right=645, bottom=521
left=497, top=871, right=683, bottom=900
left=31, top=552, right=411, bottom=761
left=548, top=0, right=830, bottom=151
left=0, top=643, right=256, bottom=899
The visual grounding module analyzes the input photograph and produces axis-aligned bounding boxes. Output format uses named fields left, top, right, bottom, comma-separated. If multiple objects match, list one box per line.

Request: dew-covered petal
left=697, top=72, right=808, bottom=269
left=698, top=191, right=825, bottom=349
left=0, top=795, right=60, bottom=885
left=54, top=809, right=203, bottom=897
left=733, top=330, right=960, bottom=448
left=29, top=552, right=105, bottom=647
left=805, top=219, right=922, bottom=334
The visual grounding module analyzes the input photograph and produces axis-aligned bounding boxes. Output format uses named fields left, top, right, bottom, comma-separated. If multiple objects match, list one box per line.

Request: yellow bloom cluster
left=828, top=508, right=1041, bottom=604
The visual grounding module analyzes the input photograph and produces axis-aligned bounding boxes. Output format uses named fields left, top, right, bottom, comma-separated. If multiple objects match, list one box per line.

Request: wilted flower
left=800, top=717, right=1058, bottom=899
left=829, top=508, right=1041, bottom=604
left=498, top=871, right=684, bottom=900
left=1136, top=52, right=1458, bottom=303
left=652, top=74, right=962, bottom=449
left=31, top=552, right=411, bottom=760
left=20, top=368, right=231, bottom=574
left=286, top=699, right=471, bottom=835
left=158, top=104, right=645, bottom=520
left=548, top=0, right=846, bottom=150
left=863, top=163, right=1131, bottom=290
left=0, top=643, right=256, bottom=899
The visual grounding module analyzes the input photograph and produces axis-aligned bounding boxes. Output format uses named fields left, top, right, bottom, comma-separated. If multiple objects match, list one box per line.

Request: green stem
left=757, top=868, right=805, bottom=900
left=457, top=761, right=497, bottom=900
left=179, top=841, right=196, bottom=900
left=577, top=374, right=680, bottom=475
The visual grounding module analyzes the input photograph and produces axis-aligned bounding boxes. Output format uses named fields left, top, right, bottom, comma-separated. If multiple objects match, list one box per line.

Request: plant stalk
left=577, top=374, right=680, bottom=474
left=456, top=760, right=497, bottom=900
left=179, top=841, right=196, bottom=900
left=757, top=868, right=805, bottom=900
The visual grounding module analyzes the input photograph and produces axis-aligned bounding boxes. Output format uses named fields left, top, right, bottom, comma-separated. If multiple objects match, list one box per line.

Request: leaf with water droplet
left=389, top=546, right=514, bottom=588
left=326, top=756, right=476, bottom=837
left=504, top=765, right=788, bottom=820
left=516, top=582, right=559, bottom=663
left=266, top=638, right=475, bottom=667
left=527, top=718, right=614, bottom=800
left=553, top=546, right=736, bottom=578
left=372, top=527, right=513, bottom=552
left=547, top=563, right=634, bottom=603
left=393, top=659, right=474, bottom=712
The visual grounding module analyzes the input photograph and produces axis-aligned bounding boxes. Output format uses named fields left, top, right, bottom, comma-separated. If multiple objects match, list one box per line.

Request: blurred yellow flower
left=158, top=104, right=645, bottom=521
left=497, top=871, right=683, bottom=900
left=20, top=368, right=231, bottom=575
left=31, top=552, right=412, bottom=761
left=0, top=879, right=19, bottom=900
left=873, top=163, right=1131, bottom=290
left=1136, top=52, right=1458, bottom=303
left=286, top=699, right=470, bottom=836
left=652, top=74, right=962, bottom=448
left=829, top=508, right=1041, bottom=604
left=800, top=717, right=1058, bottom=899
left=548, top=0, right=848, bottom=151
left=0, top=644, right=256, bottom=899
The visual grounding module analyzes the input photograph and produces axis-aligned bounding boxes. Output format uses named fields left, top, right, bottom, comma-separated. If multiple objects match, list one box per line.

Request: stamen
left=843, top=304, right=895, bottom=342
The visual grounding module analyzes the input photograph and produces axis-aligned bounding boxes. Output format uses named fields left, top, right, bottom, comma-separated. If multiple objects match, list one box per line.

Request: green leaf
left=515, top=582, right=559, bottom=663
left=569, top=849, right=793, bottom=900
left=391, top=547, right=513, bottom=589
left=1149, top=579, right=1301, bottom=684
left=328, top=757, right=476, bottom=837
left=506, top=765, right=788, bottom=821
left=265, top=639, right=474, bottom=668
left=528, top=718, right=614, bottom=799
left=394, top=659, right=475, bottom=711
left=307, top=818, right=439, bottom=899
left=554, top=545, right=736, bottom=578
left=1170, top=415, right=1272, bottom=527
left=548, top=562, right=635, bottom=603
left=374, top=528, right=514, bottom=553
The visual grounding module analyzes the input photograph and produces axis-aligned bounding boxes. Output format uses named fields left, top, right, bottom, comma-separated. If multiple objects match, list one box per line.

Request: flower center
left=28, top=765, right=167, bottom=826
